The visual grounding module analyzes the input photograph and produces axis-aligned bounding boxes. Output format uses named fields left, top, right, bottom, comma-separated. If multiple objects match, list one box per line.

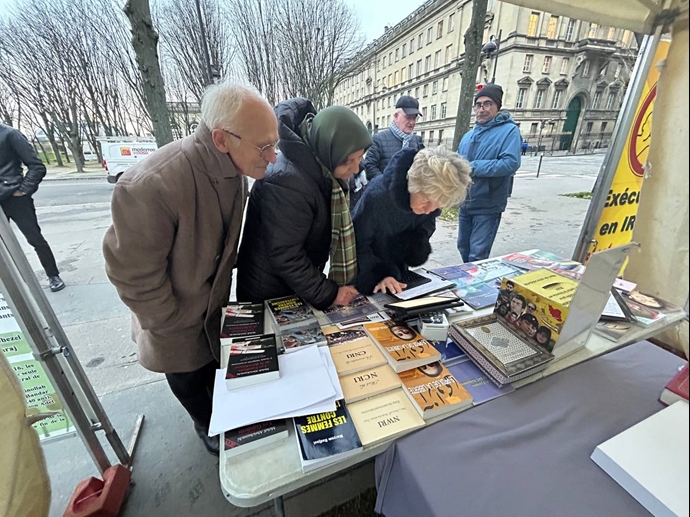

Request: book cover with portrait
left=363, top=321, right=440, bottom=373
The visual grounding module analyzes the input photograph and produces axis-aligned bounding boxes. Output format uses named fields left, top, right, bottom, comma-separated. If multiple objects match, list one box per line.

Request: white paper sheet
left=209, top=345, right=336, bottom=436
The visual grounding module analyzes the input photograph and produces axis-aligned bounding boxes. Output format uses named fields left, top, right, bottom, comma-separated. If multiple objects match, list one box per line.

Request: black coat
left=236, top=98, right=339, bottom=310
left=352, top=147, right=439, bottom=295
left=363, top=129, right=423, bottom=181
left=0, top=124, right=46, bottom=201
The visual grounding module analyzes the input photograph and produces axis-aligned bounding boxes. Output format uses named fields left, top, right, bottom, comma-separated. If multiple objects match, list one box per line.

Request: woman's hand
left=333, top=285, right=359, bottom=306
left=373, top=276, right=407, bottom=295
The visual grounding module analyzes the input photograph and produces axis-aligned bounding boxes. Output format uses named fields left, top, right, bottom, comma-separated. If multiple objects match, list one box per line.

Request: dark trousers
left=457, top=212, right=503, bottom=263
left=165, top=360, right=219, bottom=432
left=1, top=195, right=59, bottom=277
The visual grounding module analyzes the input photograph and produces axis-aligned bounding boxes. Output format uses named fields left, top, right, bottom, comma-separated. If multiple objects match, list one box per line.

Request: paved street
left=11, top=152, right=603, bottom=516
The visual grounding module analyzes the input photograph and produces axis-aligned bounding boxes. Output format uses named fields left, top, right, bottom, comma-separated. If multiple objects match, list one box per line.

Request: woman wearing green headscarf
left=236, top=98, right=372, bottom=309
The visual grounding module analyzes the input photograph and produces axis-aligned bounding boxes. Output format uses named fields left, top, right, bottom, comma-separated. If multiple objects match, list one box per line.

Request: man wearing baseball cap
left=456, top=83, right=521, bottom=262
left=363, top=95, right=424, bottom=181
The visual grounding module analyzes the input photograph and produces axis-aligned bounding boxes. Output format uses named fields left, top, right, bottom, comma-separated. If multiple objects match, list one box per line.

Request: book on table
left=265, top=294, right=316, bottom=331
left=326, top=331, right=388, bottom=377
left=660, top=363, right=689, bottom=406
left=220, top=302, right=265, bottom=341
left=320, top=294, right=380, bottom=325
left=222, top=419, right=288, bottom=458
left=397, top=361, right=473, bottom=419
left=225, top=334, right=280, bottom=390
left=591, top=401, right=689, bottom=517
left=293, top=399, right=362, bottom=473
left=280, top=320, right=327, bottom=352
left=364, top=321, right=441, bottom=373
left=448, top=359, right=515, bottom=405
left=338, top=363, right=402, bottom=404
left=430, top=338, right=467, bottom=367
left=347, top=388, right=425, bottom=447
left=392, top=269, right=455, bottom=301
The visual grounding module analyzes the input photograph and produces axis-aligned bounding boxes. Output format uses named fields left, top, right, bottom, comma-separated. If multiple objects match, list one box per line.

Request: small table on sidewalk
left=373, top=340, right=685, bottom=517
left=218, top=304, right=686, bottom=514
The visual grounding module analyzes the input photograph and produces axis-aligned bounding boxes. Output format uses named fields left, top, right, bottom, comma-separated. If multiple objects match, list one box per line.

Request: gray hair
left=407, top=146, right=472, bottom=208
left=200, top=81, right=266, bottom=132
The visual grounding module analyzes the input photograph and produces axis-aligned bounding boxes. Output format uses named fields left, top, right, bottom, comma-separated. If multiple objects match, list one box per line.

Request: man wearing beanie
left=456, top=83, right=521, bottom=262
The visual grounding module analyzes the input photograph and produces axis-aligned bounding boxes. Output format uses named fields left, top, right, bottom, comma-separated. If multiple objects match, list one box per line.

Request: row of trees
left=0, top=0, right=367, bottom=169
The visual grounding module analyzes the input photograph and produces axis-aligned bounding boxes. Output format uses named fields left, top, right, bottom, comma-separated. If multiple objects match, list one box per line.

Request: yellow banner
left=584, top=40, right=671, bottom=264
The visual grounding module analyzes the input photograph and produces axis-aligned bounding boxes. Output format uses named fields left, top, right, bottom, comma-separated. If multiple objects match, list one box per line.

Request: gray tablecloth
left=375, top=341, right=685, bottom=517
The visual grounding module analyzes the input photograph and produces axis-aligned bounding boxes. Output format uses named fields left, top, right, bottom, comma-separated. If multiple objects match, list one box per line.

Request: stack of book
left=223, top=420, right=289, bottom=459
left=266, top=295, right=326, bottom=352
left=363, top=321, right=441, bottom=373
left=660, top=363, right=689, bottom=406
left=224, top=334, right=280, bottom=390
left=221, top=302, right=264, bottom=341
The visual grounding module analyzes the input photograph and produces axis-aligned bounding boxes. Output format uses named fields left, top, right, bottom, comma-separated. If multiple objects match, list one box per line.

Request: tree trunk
left=452, top=0, right=488, bottom=151
left=40, top=115, right=64, bottom=167
left=124, top=0, right=174, bottom=147
left=33, top=138, right=50, bottom=164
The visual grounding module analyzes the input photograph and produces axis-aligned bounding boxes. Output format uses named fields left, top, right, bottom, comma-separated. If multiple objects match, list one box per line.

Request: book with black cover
left=221, top=302, right=264, bottom=340
left=225, top=334, right=280, bottom=390
left=265, top=295, right=315, bottom=330
left=223, top=420, right=288, bottom=458
left=293, top=399, right=363, bottom=472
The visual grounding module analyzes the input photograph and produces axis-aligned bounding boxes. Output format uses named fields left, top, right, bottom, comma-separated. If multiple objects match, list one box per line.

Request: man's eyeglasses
left=225, top=130, right=279, bottom=159
left=473, top=100, right=495, bottom=111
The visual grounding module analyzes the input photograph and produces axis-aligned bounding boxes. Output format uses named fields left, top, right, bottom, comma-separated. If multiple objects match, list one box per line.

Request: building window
left=410, top=39, right=415, bottom=54
left=415, top=87, right=420, bottom=97
left=416, top=60, right=422, bottom=76
left=585, top=122, right=593, bottom=134
left=607, top=27, right=616, bottom=40
left=601, top=122, right=608, bottom=133
left=560, top=57, right=570, bottom=75
left=552, top=89, right=563, bottom=109
left=387, top=115, right=391, bottom=125
left=445, top=45, right=453, bottom=64
left=523, top=54, right=533, bottom=74
left=547, top=16, right=559, bottom=39
left=425, top=55, right=431, bottom=72
left=408, top=64, right=414, bottom=79
left=438, top=129, right=444, bottom=142
left=432, top=80, right=438, bottom=95
left=429, top=130, right=434, bottom=143
left=527, top=12, right=540, bottom=37
left=592, top=91, right=601, bottom=109
left=431, top=104, right=437, bottom=120
left=402, top=44, right=407, bottom=58
left=418, top=33, right=424, bottom=49
left=427, top=27, right=433, bottom=44
left=402, top=68, right=407, bottom=81
left=605, top=91, right=617, bottom=110
left=442, top=77, right=449, bottom=91
left=388, top=74, right=392, bottom=87
left=394, top=71, right=399, bottom=84
left=422, top=106, right=428, bottom=119
left=530, top=122, right=538, bottom=134
left=588, top=23, right=598, bottom=38
left=420, top=130, right=425, bottom=141
left=395, top=49, right=400, bottom=62
left=388, top=96, right=392, bottom=107
left=448, top=13, right=455, bottom=33
left=383, top=56, right=387, bottom=68
left=423, top=84, right=429, bottom=97
left=516, top=88, right=528, bottom=108
left=389, top=52, right=393, bottom=64
left=582, top=60, right=591, bottom=78
left=534, top=89, right=545, bottom=109
left=623, top=30, right=633, bottom=46
left=437, top=20, right=444, bottom=39
left=565, top=19, right=576, bottom=41
left=434, top=50, right=441, bottom=68
left=441, top=102, right=447, bottom=118
left=542, top=56, right=552, bottom=74
left=547, top=122, right=555, bottom=134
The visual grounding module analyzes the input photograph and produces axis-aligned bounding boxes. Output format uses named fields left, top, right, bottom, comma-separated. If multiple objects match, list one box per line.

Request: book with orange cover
left=398, top=362, right=473, bottom=419
left=363, top=321, right=441, bottom=373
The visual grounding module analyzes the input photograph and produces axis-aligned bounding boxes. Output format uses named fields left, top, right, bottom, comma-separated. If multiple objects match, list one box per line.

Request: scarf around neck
left=389, top=120, right=413, bottom=149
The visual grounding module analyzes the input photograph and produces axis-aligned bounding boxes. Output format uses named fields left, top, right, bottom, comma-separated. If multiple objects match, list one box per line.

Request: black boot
left=49, top=275, right=66, bottom=292
left=194, top=423, right=220, bottom=456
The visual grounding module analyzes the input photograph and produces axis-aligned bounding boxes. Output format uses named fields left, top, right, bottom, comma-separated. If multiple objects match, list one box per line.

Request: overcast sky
left=349, top=0, right=428, bottom=42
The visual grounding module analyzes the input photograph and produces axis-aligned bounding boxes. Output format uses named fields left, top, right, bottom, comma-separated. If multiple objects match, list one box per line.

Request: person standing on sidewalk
left=0, top=123, right=65, bottom=292
left=103, top=82, right=279, bottom=456
left=364, top=96, right=423, bottom=181
left=456, top=84, right=521, bottom=262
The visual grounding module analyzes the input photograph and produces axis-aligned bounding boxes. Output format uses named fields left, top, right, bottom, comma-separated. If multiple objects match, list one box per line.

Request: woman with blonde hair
left=352, top=146, right=471, bottom=295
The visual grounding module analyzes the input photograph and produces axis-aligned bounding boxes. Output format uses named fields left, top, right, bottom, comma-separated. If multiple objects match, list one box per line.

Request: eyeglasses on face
left=473, top=100, right=495, bottom=111
left=225, top=130, right=279, bottom=159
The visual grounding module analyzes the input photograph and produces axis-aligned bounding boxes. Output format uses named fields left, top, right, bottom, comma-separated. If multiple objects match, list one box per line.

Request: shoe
left=194, top=423, right=219, bottom=456
left=49, top=275, right=66, bottom=292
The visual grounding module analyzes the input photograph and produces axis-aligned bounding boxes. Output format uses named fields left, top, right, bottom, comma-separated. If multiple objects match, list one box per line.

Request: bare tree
left=124, top=0, right=173, bottom=147
left=453, top=0, right=488, bottom=150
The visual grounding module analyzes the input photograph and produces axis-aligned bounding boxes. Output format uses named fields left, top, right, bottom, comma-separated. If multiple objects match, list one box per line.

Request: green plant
left=561, top=191, right=592, bottom=199
left=439, top=206, right=459, bottom=222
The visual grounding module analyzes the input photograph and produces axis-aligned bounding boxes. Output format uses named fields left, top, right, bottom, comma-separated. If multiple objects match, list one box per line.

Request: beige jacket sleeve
left=103, top=175, right=180, bottom=333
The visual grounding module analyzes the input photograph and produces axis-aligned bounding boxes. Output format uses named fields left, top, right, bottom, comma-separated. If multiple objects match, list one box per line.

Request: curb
left=43, top=175, right=107, bottom=182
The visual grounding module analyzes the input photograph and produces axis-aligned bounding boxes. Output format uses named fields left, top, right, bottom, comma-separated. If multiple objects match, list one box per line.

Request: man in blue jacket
left=456, top=84, right=521, bottom=262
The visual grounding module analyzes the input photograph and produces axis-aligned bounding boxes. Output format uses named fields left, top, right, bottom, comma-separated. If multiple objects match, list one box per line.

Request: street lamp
left=481, top=30, right=502, bottom=84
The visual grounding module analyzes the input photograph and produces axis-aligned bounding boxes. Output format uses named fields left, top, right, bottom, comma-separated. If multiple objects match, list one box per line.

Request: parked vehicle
left=97, top=137, right=158, bottom=183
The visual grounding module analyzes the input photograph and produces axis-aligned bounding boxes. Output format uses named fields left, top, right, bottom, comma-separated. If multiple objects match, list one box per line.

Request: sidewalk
left=43, top=161, right=107, bottom=181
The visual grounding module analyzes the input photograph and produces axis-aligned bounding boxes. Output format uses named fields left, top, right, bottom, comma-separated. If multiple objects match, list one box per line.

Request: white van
left=97, top=137, right=158, bottom=183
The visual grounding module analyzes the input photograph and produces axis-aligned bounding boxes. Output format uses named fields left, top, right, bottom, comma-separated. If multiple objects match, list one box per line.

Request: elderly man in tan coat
left=103, top=82, right=279, bottom=455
